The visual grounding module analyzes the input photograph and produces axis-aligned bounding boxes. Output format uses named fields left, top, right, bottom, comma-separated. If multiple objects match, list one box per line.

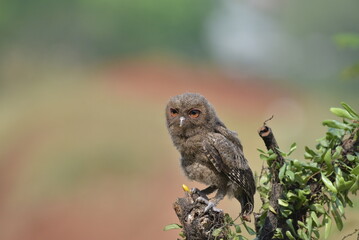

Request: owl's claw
left=191, top=187, right=200, bottom=194
left=191, top=188, right=209, bottom=200
left=196, top=196, right=222, bottom=212
left=205, top=202, right=222, bottom=212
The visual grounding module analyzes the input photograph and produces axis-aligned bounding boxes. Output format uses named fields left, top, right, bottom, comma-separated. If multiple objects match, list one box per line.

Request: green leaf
left=332, top=146, right=343, bottom=159
left=304, top=152, right=313, bottom=159
left=311, top=211, right=320, bottom=227
left=305, top=146, right=317, bottom=158
left=286, top=219, right=297, bottom=236
left=293, top=159, right=302, bottom=168
left=287, top=170, right=295, bottom=181
left=257, top=148, right=265, bottom=153
left=278, top=199, right=289, bottom=207
left=268, top=205, right=277, bottom=214
left=238, top=236, right=248, bottom=240
left=343, top=179, right=355, bottom=191
left=341, top=102, right=359, bottom=119
left=279, top=164, right=286, bottom=181
left=323, top=149, right=332, bottom=166
left=344, top=194, right=354, bottom=207
left=297, top=189, right=307, bottom=202
left=298, top=220, right=306, bottom=228
left=268, top=153, right=278, bottom=161
left=235, top=224, right=242, bottom=233
left=309, top=203, right=326, bottom=214
left=163, top=223, right=182, bottom=231
left=324, top=216, right=332, bottom=239
left=243, top=221, right=256, bottom=235
left=212, top=227, right=222, bottom=237
left=347, top=154, right=356, bottom=162
left=324, top=149, right=332, bottom=165
left=273, top=228, right=284, bottom=239
left=276, top=148, right=287, bottom=157
left=335, top=175, right=346, bottom=191
left=330, top=107, right=355, bottom=120
left=331, top=207, right=343, bottom=231
left=286, top=191, right=297, bottom=200
left=313, top=229, right=320, bottom=239
left=288, top=142, right=297, bottom=156
left=336, top=198, right=345, bottom=216
left=319, top=139, right=329, bottom=148
left=285, top=230, right=296, bottom=240
left=321, top=174, right=337, bottom=194
left=306, top=215, right=313, bottom=238
left=280, top=208, right=292, bottom=218
left=322, top=120, right=350, bottom=130
left=349, top=175, right=359, bottom=194
left=298, top=228, right=309, bottom=240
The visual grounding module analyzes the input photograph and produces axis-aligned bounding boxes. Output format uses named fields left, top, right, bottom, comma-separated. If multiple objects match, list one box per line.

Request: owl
left=166, top=93, right=255, bottom=219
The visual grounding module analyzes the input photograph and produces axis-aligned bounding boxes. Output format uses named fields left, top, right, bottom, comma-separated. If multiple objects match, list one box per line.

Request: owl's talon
left=191, top=188, right=209, bottom=200
left=196, top=197, right=222, bottom=212
left=191, top=188, right=200, bottom=194
left=204, top=202, right=222, bottom=212
left=195, top=196, right=208, bottom=204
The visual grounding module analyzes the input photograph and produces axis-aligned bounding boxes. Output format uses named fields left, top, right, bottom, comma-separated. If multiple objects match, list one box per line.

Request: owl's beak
left=179, top=117, right=185, bottom=127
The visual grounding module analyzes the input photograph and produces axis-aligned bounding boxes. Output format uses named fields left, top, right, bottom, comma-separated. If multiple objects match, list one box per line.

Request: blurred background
left=0, top=0, right=358, bottom=239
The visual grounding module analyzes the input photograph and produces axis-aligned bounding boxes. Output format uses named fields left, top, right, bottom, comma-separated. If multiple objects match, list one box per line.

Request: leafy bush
left=257, top=102, right=358, bottom=239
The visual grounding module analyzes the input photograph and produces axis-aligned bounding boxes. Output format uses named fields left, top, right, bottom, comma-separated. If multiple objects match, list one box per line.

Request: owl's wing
left=203, top=133, right=255, bottom=197
left=214, top=125, right=243, bottom=151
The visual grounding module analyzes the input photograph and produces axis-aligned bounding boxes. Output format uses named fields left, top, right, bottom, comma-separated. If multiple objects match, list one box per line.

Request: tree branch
left=257, top=124, right=287, bottom=240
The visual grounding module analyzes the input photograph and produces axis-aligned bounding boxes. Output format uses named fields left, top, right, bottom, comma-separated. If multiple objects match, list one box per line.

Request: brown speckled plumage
left=166, top=93, right=255, bottom=216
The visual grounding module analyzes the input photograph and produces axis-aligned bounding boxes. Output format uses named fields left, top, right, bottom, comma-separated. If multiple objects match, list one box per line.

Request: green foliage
left=334, top=33, right=359, bottom=50
left=0, top=0, right=213, bottom=59
left=212, top=214, right=256, bottom=240
left=163, top=223, right=182, bottom=231
left=334, top=33, right=359, bottom=80
left=257, top=102, right=359, bottom=239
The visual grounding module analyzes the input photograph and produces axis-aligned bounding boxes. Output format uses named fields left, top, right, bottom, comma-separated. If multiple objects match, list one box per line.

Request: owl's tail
left=235, top=192, right=254, bottom=220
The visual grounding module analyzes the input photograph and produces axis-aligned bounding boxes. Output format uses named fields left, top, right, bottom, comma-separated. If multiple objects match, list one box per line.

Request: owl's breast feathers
left=179, top=134, right=226, bottom=186
left=179, top=132, right=255, bottom=198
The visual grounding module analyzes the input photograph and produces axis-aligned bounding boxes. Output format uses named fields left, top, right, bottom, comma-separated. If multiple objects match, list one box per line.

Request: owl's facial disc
left=179, top=116, right=185, bottom=127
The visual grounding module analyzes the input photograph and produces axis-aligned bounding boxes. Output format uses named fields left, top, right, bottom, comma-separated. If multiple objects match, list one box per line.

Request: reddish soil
left=102, top=58, right=293, bottom=115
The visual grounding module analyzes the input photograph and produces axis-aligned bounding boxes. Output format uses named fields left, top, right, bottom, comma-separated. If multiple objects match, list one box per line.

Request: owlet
left=165, top=93, right=256, bottom=219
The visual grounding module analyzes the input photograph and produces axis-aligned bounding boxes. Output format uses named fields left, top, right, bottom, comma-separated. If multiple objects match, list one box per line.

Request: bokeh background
left=0, top=0, right=358, bottom=239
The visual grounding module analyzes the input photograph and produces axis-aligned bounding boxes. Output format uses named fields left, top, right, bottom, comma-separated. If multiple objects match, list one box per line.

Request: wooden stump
left=173, top=190, right=229, bottom=240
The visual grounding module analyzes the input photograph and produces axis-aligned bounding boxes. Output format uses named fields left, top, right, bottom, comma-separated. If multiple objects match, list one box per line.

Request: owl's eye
left=170, top=108, right=179, bottom=117
left=188, top=109, right=201, bottom=118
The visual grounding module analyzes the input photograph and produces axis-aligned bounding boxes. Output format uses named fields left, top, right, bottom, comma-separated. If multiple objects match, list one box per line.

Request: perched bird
left=165, top=93, right=255, bottom=219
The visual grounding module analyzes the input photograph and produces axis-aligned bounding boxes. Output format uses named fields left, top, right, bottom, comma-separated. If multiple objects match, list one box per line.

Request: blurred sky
left=0, top=0, right=358, bottom=239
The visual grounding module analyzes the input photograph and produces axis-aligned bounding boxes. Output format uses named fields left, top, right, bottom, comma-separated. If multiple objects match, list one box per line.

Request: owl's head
left=166, top=93, right=220, bottom=138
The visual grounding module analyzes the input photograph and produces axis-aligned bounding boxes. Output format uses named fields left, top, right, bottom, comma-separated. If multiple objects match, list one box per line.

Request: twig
left=263, top=115, right=274, bottom=126
left=342, top=228, right=359, bottom=240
